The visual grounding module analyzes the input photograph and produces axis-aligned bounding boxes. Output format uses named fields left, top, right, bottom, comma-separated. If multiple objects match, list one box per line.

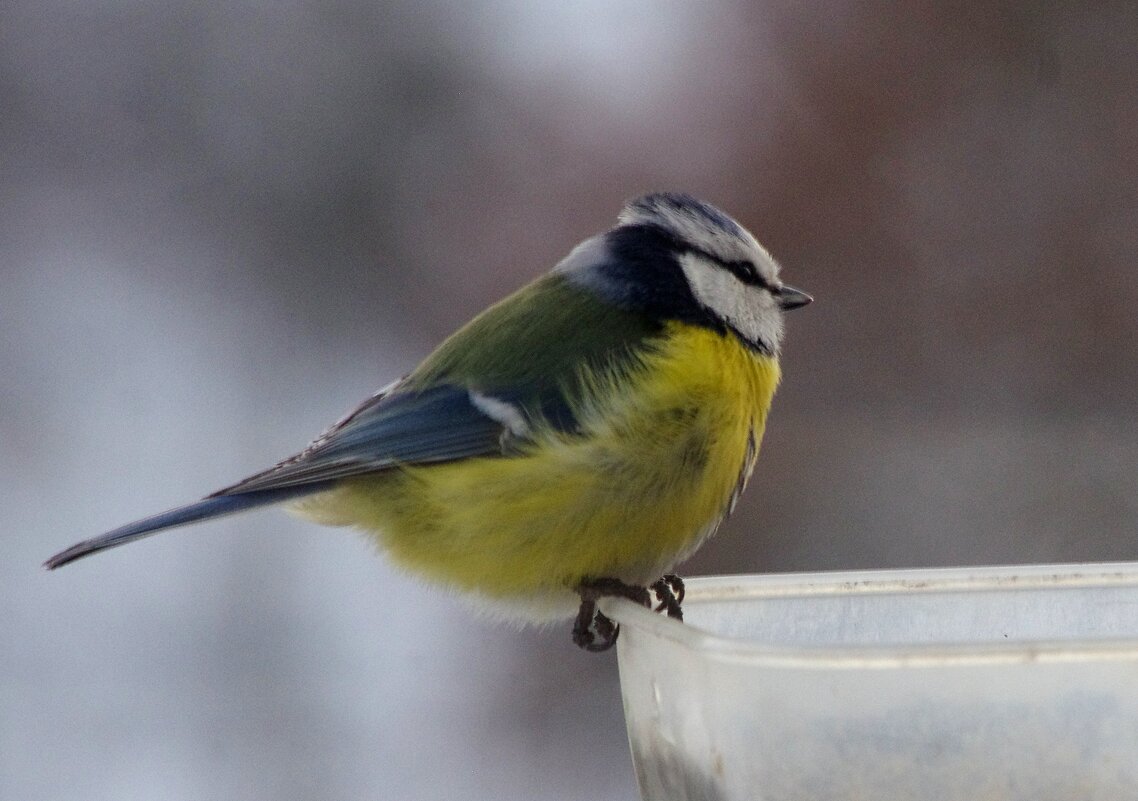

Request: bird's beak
left=777, top=285, right=813, bottom=311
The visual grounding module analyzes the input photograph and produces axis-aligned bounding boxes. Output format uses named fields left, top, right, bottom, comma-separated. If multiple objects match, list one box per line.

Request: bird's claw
left=651, top=574, right=684, bottom=620
left=573, top=575, right=685, bottom=651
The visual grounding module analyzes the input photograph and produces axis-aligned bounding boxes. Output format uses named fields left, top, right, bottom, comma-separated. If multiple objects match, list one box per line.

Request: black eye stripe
left=631, top=223, right=773, bottom=290
left=686, top=246, right=771, bottom=289
left=722, top=259, right=764, bottom=286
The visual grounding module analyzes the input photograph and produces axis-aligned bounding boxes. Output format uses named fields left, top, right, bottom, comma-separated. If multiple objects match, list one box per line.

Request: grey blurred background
left=4, top=2, right=1137, bottom=799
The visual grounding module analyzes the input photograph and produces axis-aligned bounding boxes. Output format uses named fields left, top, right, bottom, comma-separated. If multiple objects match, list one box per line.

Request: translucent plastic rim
left=598, top=561, right=1138, bottom=668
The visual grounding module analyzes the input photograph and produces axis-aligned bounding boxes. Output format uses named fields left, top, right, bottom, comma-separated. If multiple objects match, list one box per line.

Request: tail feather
left=44, top=485, right=330, bottom=570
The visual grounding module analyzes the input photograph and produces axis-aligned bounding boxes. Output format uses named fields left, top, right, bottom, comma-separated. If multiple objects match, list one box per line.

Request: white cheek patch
left=678, top=252, right=785, bottom=353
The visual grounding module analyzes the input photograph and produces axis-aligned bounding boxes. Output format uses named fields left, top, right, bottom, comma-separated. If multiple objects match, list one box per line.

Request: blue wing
left=211, top=382, right=524, bottom=495
left=44, top=382, right=534, bottom=569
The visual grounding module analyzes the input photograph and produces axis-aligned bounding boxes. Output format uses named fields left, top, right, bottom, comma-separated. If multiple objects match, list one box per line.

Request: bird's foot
left=651, top=574, right=685, bottom=621
left=572, top=575, right=685, bottom=652
left=572, top=600, right=619, bottom=652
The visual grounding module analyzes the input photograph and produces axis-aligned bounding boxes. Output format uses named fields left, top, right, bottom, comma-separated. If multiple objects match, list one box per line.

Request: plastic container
left=600, top=563, right=1138, bottom=801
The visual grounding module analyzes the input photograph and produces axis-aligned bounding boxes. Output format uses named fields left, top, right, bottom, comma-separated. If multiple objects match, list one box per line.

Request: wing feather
left=212, top=384, right=514, bottom=496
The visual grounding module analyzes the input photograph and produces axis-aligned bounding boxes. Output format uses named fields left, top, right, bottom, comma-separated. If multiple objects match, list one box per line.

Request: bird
left=45, top=193, right=811, bottom=651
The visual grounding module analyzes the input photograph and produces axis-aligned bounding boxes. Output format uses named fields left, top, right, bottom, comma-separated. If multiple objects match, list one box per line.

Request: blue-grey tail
left=44, top=485, right=329, bottom=570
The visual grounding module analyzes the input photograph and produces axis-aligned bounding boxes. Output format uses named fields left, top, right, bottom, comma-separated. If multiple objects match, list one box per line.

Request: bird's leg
left=651, top=574, right=685, bottom=620
left=572, top=598, right=619, bottom=652
left=663, top=573, right=685, bottom=604
left=572, top=578, right=653, bottom=652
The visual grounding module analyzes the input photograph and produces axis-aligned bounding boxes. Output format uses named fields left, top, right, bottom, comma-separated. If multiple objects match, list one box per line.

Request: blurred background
left=4, top=2, right=1137, bottom=799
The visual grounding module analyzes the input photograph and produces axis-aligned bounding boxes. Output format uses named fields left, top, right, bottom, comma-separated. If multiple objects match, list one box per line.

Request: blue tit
left=46, top=192, right=811, bottom=650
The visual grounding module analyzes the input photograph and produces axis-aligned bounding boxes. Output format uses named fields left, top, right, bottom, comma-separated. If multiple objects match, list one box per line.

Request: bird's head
left=557, top=192, right=811, bottom=356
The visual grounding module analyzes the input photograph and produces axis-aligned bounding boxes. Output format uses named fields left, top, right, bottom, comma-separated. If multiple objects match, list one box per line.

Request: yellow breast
left=302, top=322, right=781, bottom=614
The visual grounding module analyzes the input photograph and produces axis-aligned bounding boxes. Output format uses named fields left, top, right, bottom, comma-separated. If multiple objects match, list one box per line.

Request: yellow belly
left=296, top=322, right=780, bottom=615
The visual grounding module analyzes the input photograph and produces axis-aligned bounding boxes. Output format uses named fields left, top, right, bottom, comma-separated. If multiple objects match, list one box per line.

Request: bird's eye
left=719, top=258, right=766, bottom=287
